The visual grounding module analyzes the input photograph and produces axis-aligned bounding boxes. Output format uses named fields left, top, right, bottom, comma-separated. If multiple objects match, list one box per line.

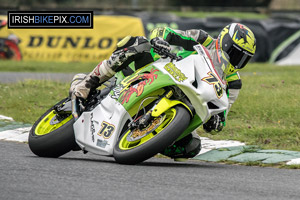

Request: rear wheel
left=113, top=106, right=190, bottom=164
left=29, top=98, right=78, bottom=158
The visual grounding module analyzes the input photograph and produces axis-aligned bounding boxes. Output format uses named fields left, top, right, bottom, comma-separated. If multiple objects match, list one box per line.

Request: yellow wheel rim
left=118, top=108, right=176, bottom=150
left=35, top=110, right=73, bottom=136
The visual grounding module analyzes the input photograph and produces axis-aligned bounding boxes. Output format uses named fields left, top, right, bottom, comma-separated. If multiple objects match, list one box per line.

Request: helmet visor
left=226, top=44, right=253, bottom=69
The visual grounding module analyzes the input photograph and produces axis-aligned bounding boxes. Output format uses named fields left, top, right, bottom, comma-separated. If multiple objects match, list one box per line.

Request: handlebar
left=152, top=46, right=182, bottom=62
left=70, top=45, right=180, bottom=120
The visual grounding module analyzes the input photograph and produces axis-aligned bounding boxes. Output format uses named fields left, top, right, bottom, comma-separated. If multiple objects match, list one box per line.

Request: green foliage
left=222, top=160, right=289, bottom=168
left=170, top=11, right=268, bottom=19
left=177, top=62, right=300, bottom=167
left=199, top=63, right=300, bottom=151
left=0, top=61, right=299, bottom=152
left=0, top=80, right=69, bottom=123
left=284, top=165, right=300, bottom=169
left=0, top=60, right=97, bottom=73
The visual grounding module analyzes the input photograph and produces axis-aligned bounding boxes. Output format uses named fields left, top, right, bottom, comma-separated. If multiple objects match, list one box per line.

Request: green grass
left=0, top=60, right=97, bottom=73
left=0, top=61, right=300, bottom=151
left=200, top=63, right=300, bottom=151
left=170, top=11, right=268, bottom=19
left=0, top=80, right=69, bottom=123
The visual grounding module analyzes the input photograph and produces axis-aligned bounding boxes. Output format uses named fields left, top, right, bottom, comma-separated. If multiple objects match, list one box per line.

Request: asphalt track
left=0, top=72, right=77, bottom=83
left=1, top=141, right=300, bottom=200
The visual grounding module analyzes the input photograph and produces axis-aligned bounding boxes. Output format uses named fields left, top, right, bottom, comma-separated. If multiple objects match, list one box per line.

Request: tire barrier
left=0, top=13, right=299, bottom=64
left=139, top=13, right=300, bottom=64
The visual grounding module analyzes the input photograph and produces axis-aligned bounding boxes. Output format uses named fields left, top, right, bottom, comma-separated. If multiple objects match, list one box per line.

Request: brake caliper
left=131, top=115, right=162, bottom=139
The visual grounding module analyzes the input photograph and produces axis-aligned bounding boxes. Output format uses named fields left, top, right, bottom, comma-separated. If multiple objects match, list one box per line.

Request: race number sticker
left=98, top=121, right=115, bottom=139
left=201, top=72, right=223, bottom=98
left=164, top=63, right=187, bottom=82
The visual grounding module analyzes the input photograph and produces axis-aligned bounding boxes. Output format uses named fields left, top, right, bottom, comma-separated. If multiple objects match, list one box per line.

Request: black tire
left=28, top=98, right=77, bottom=158
left=113, top=106, right=191, bottom=165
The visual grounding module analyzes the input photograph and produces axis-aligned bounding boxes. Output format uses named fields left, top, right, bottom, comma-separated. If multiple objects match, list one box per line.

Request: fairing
left=73, top=44, right=229, bottom=156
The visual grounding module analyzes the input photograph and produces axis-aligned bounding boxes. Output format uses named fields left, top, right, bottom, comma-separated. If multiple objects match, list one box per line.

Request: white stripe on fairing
left=229, top=23, right=237, bottom=37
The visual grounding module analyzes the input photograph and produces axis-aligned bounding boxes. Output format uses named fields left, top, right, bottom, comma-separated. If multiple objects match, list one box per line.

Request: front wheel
left=113, top=106, right=191, bottom=165
left=29, top=98, right=78, bottom=158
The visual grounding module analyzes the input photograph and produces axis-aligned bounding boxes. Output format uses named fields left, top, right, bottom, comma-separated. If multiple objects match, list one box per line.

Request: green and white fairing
left=73, top=44, right=228, bottom=156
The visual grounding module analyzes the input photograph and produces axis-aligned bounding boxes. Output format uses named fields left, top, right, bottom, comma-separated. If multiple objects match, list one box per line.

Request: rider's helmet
left=216, top=23, right=256, bottom=75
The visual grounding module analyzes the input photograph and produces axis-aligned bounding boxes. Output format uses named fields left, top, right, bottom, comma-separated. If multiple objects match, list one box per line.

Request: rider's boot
left=70, top=59, right=117, bottom=99
left=161, top=131, right=201, bottom=161
left=70, top=36, right=151, bottom=99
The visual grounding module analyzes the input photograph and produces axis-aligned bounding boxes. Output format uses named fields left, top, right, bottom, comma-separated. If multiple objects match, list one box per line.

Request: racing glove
left=203, top=113, right=225, bottom=133
left=150, top=37, right=171, bottom=58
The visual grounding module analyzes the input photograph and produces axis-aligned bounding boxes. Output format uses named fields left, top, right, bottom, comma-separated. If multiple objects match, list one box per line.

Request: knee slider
left=185, top=132, right=201, bottom=156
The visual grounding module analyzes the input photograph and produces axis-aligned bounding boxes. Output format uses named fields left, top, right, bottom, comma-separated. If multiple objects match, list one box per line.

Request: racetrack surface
left=0, top=72, right=77, bottom=83
left=1, top=141, right=300, bottom=200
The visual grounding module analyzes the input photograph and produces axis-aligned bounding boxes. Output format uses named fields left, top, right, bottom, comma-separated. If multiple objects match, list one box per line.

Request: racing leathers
left=149, top=27, right=242, bottom=133
left=71, top=36, right=154, bottom=100
left=71, top=27, right=243, bottom=159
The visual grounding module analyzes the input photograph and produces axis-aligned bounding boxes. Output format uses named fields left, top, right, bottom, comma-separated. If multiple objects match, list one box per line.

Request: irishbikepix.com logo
left=7, top=11, right=93, bottom=29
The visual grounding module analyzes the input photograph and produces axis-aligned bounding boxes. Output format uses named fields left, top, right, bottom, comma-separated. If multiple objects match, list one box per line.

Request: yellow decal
left=165, top=90, right=173, bottom=99
left=98, top=121, right=115, bottom=139
left=201, top=72, right=223, bottom=98
left=164, top=63, right=187, bottom=82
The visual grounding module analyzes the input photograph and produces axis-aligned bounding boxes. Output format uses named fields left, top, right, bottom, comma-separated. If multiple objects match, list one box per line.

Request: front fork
left=152, top=89, right=205, bottom=142
left=128, top=89, right=194, bottom=131
left=151, top=90, right=194, bottom=118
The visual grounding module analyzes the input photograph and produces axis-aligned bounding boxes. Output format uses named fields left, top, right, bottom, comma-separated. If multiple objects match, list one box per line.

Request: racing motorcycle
left=28, top=44, right=229, bottom=165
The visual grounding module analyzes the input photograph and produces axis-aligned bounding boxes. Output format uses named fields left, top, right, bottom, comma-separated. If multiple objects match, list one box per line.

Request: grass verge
left=0, top=80, right=69, bottom=123
left=170, top=11, right=268, bottom=19
left=0, top=60, right=97, bottom=73
left=0, top=61, right=299, bottom=152
left=220, top=160, right=300, bottom=169
left=199, top=63, right=300, bottom=151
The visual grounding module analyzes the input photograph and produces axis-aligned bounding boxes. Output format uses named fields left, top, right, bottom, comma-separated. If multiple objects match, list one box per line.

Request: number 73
left=98, top=121, right=115, bottom=139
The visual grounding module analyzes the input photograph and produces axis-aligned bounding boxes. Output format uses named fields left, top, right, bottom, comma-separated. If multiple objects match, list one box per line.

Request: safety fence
left=0, top=13, right=299, bottom=64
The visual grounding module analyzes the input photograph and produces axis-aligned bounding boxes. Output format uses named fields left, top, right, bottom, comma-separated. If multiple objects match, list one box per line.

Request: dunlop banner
left=0, top=15, right=145, bottom=62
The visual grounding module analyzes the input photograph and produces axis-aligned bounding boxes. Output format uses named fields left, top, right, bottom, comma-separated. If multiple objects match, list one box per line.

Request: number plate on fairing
left=73, top=95, right=131, bottom=155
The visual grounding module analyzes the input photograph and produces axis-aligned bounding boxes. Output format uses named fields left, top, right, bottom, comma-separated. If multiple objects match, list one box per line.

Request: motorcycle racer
left=71, top=23, right=256, bottom=160
left=149, top=23, right=256, bottom=132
